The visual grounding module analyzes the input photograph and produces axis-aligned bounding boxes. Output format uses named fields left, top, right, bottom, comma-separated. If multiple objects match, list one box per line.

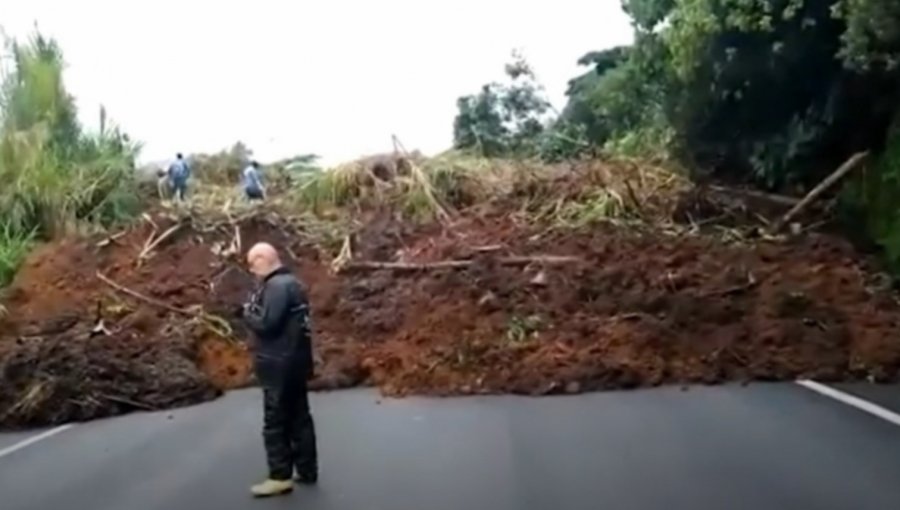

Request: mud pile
left=2, top=186, right=900, bottom=427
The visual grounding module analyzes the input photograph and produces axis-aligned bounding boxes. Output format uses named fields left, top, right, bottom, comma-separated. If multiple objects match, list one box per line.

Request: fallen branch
left=708, top=185, right=801, bottom=207
left=502, top=255, right=582, bottom=266
left=137, top=223, right=182, bottom=262
left=138, top=224, right=159, bottom=260
left=724, top=346, right=749, bottom=367
left=471, top=245, right=504, bottom=253
left=101, top=394, right=157, bottom=411
left=273, top=223, right=301, bottom=262
left=96, top=272, right=192, bottom=316
left=624, top=179, right=646, bottom=218
left=773, top=152, right=869, bottom=232
left=97, top=273, right=235, bottom=340
left=392, top=134, right=452, bottom=223
left=331, top=235, right=354, bottom=274
left=342, top=255, right=581, bottom=272
left=347, top=260, right=472, bottom=271
left=95, top=230, right=129, bottom=248
left=141, top=213, right=159, bottom=232
left=610, top=312, right=644, bottom=321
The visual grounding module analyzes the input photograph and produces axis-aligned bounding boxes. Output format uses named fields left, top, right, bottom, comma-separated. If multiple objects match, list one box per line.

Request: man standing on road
left=167, top=153, right=191, bottom=202
left=242, top=160, right=266, bottom=201
left=240, top=242, right=318, bottom=498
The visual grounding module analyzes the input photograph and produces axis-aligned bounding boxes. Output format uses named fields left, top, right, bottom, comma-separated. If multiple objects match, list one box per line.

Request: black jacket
left=242, top=267, right=314, bottom=387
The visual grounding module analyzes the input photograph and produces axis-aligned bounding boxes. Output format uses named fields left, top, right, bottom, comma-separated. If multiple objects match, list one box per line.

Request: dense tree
left=553, top=0, right=900, bottom=189
left=452, top=51, right=552, bottom=158
left=456, top=0, right=900, bottom=271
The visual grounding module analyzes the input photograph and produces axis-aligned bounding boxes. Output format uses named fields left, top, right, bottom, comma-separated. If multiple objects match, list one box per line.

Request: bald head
left=246, top=242, right=282, bottom=278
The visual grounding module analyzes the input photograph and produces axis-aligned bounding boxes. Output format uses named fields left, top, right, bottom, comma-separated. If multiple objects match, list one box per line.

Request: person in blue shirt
left=243, top=160, right=266, bottom=201
left=167, top=153, right=191, bottom=201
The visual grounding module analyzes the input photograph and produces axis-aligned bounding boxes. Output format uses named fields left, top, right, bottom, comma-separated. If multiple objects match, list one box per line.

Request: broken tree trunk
left=772, top=151, right=869, bottom=232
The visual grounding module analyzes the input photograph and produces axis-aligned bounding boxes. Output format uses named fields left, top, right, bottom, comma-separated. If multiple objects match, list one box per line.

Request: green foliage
left=540, top=0, right=892, bottom=186
left=274, top=153, right=323, bottom=187
left=563, top=40, right=670, bottom=152
left=834, top=0, right=900, bottom=71
left=0, top=222, right=33, bottom=288
left=505, top=314, right=543, bottom=344
left=561, top=46, right=634, bottom=144
left=453, top=51, right=552, bottom=158
left=281, top=154, right=321, bottom=173
left=291, top=153, right=489, bottom=222
left=537, top=121, right=593, bottom=162
left=604, top=122, right=674, bottom=159
left=622, top=0, right=677, bottom=31
left=0, top=30, right=140, bottom=286
left=190, top=142, right=253, bottom=184
left=841, top=114, right=900, bottom=270
left=447, top=0, right=900, bottom=274
left=659, top=0, right=900, bottom=188
left=1, top=33, right=79, bottom=152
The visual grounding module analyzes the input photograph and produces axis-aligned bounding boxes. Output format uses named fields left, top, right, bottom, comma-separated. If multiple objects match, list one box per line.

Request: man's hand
left=242, top=301, right=264, bottom=321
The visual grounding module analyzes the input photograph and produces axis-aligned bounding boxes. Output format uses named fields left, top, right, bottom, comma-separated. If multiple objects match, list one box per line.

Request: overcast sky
left=1, top=0, right=632, bottom=165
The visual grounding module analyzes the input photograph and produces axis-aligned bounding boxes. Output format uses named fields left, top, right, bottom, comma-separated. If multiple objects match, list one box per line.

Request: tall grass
left=0, top=127, right=140, bottom=237
left=290, top=152, right=524, bottom=221
left=289, top=150, right=685, bottom=232
left=0, top=31, right=140, bottom=286
left=0, top=222, right=33, bottom=288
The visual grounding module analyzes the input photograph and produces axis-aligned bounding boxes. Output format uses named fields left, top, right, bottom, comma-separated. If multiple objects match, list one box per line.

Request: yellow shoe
left=251, top=478, right=294, bottom=498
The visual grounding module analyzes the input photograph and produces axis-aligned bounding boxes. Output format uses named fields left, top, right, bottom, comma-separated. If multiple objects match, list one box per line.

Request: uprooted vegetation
left=2, top=153, right=900, bottom=428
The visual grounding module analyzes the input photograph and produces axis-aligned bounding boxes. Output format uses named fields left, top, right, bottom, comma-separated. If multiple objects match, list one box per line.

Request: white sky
left=1, top=0, right=632, bottom=165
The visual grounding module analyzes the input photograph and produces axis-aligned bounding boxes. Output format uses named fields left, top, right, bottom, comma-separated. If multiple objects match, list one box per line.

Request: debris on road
left=1, top=157, right=899, bottom=427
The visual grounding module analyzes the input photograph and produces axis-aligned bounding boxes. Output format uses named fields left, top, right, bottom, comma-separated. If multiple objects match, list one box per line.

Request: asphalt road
left=2, top=384, right=900, bottom=510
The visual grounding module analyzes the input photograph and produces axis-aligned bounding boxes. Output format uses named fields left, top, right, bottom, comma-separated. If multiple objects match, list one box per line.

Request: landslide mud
left=1, top=203, right=899, bottom=427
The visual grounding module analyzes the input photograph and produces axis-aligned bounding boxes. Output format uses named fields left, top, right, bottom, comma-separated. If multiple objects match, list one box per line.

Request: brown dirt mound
left=2, top=202, right=900, bottom=427
left=358, top=226, right=900, bottom=395
left=0, top=320, right=220, bottom=427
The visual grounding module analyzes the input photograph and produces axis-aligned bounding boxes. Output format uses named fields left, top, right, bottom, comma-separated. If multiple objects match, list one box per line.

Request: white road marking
left=0, top=424, right=74, bottom=460
left=797, top=380, right=900, bottom=427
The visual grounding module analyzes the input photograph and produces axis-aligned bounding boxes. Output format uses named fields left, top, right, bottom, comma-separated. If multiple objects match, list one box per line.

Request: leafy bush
left=841, top=114, right=900, bottom=270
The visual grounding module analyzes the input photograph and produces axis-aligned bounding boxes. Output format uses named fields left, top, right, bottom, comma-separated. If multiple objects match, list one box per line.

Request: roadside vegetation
left=451, top=0, right=900, bottom=276
left=0, top=32, right=139, bottom=286
left=3, top=1, right=900, bottom=283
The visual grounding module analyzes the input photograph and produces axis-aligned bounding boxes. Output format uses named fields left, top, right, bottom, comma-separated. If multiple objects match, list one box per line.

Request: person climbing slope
left=242, top=160, right=266, bottom=201
left=167, top=153, right=191, bottom=201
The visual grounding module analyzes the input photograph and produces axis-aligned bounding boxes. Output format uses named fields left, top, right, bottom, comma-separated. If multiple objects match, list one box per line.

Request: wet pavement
left=2, top=384, right=900, bottom=510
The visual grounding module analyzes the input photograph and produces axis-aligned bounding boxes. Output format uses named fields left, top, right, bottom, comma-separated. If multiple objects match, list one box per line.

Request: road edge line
left=0, top=424, right=74, bottom=460
left=796, top=380, right=900, bottom=427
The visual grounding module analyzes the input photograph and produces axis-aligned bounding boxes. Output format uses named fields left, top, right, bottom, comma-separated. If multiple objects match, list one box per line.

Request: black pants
left=262, top=373, right=318, bottom=480
left=246, top=187, right=264, bottom=200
